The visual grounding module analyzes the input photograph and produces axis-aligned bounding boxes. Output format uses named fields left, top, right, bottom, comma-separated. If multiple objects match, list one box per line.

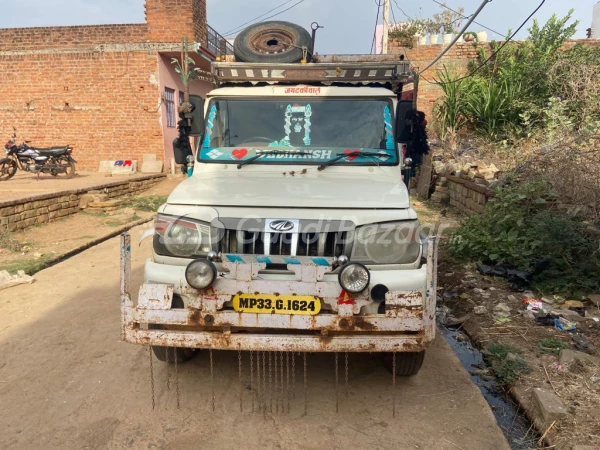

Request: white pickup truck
left=120, top=57, right=438, bottom=376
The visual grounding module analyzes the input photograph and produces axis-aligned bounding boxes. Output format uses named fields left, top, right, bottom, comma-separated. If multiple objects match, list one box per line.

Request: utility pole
left=382, top=0, right=390, bottom=54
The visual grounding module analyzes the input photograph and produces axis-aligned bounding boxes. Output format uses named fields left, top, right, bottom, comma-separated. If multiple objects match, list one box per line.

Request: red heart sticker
left=344, top=149, right=360, bottom=161
left=232, top=148, right=248, bottom=160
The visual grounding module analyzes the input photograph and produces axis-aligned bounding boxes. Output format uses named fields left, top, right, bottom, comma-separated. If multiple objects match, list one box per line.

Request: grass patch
left=0, top=228, right=22, bottom=252
left=485, top=343, right=531, bottom=386
left=123, top=195, right=168, bottom=212
left=538, top=338, right=569, bottom=355
left=0, top=255, right=54, bottom=275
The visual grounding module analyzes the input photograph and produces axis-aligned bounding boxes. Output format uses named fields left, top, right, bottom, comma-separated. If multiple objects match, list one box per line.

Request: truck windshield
left=198, top=98, right=398, bottom=166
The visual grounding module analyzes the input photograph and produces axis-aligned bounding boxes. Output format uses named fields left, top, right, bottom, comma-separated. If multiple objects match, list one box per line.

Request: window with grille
left=164, top=88, right=176, bottom=128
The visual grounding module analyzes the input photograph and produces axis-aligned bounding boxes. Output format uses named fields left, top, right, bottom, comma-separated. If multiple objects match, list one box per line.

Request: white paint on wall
left=593, top=2, right=600, bottom=38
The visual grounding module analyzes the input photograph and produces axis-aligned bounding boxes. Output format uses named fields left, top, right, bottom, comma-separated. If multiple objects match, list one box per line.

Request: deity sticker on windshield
left=201, top=104, right=217, bottom=148
left=384, top=105, right=395, bottom=151
left=270, top=104, right=312, bottom=147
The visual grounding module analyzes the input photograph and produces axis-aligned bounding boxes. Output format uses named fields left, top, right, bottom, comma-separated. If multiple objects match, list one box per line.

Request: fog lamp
left=338, top=263, right=370, bottom=294
left=185, top=259, right=217, bottom=290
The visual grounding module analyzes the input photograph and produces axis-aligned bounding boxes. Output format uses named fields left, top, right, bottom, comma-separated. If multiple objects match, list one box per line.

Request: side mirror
left=395, top=100, right=414, bottom=143
left=188, top=95, right=205, bottom=137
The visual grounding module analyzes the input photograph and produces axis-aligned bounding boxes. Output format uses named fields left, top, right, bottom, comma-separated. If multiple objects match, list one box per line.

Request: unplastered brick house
left=0, top=0, right=228, bottom=171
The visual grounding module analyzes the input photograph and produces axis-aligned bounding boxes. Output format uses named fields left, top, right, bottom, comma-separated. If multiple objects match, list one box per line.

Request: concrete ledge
left=0, top=173, right=165, bottom=208
left=0, top=174, right=165, bottom=232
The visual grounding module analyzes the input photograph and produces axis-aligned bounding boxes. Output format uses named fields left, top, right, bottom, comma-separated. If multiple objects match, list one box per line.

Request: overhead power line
left=393, top=0, right=413, bottom=20
left=370, top=0, right=384, bottom=54
left=223, top=0, right=305, bottom=37
left=431, top=0, right=503, bottom=38
left=422, top=0, right=546, bottom=84
left=419, top=0, right=493, bottom=75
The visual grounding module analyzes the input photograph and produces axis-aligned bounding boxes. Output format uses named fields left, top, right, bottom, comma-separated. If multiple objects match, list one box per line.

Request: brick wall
left=0, top=0, right=208, bottom=172
left=145, top=0, right=207, bottom=44
left=390, top=39, right=599, bottom=119
left=446, top=175, right=491, bottom=215
left=0, top=50, right=165, bottom=170
left=0, top=24, right=148, bottom=51
left=0, top=174, right=165, bottom=232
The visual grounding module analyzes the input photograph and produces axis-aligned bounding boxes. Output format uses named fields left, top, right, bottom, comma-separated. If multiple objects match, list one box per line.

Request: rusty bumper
left=120, top=234, right=439, bottom=353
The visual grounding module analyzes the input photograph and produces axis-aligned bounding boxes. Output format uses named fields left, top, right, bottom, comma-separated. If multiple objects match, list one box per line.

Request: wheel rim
left=249, top=30, right=295, bottom=55
left=0, top=160, right=17, bottom=180
left=55, top=158, right=75, bottom=177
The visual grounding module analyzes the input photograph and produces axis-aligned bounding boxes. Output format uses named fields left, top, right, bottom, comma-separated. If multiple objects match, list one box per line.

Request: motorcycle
left=1, top=131, right=76, bottom=180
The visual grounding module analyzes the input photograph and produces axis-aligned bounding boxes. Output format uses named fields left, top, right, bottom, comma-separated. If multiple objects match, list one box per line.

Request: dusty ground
left=0, top=171, right=167, bottom=202
left=0, top=224, right=510, bottom=450
left=0, top=176, right=183, bottom=274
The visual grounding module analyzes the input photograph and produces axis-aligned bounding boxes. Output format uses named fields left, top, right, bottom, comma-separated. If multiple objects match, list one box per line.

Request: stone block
left=69, top=194, right=79, bottom=201
left=559, top=349, right=600, bottom=366
left=58, top=210, right=69, bottom=217
left=48, top=204, right=61, bottom=212
left=22, top=203, right=32, bottom=211
left=23, top=218, right=36, bottom=227
left=48, top=211, right=59, bottom=219
left=37, top=207, right=49, bottom=215
left=69, top=200, right=79, bottom=208
left=0, top=207, right=15, bottom=216
left=14, top=204, right=24, bottom=213
left=532, top=388, right=567, bottom=424
left=22, top=210, right=36, bottom=219
left=0, top=217, right=7, bottom=226
left=37, top=215, right=49, bottom=223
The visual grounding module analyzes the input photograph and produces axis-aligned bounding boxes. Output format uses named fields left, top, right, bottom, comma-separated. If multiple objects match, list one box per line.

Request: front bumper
left=120, top=235, right=439, bottom=353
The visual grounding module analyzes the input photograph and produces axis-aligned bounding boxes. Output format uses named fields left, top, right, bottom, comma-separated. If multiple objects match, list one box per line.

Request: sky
left=0, top=0, right=596, bottom=54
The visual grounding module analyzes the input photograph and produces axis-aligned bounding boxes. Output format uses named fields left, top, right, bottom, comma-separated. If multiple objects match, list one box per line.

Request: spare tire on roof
left=234, top=21, right=313, bottom=64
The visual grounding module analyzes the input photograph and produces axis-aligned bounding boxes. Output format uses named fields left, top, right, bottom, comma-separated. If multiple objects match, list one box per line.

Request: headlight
left=338, top=263, right=370, bottom=293
left=351, top=220, right=421, bottom=265
left=186, top=259, right=217, bottom=289
left=154, top=214, right=212, bottom=257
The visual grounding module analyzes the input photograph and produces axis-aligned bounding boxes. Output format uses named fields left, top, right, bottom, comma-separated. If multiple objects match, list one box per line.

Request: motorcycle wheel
left=0, top=159, right=17, bottom=181
left=51, top=157, right=76, bottom=179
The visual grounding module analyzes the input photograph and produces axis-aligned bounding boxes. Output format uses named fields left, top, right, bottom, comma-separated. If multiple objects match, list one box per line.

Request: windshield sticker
left=384, top=106, right=395, bottom=150
left=201, top=104, right=217, bottom=148
left=269, top=104, right=312, bottom=148
left=200, top=147, right=396, bottom=164
left=284, top=87, right=322, bottom=95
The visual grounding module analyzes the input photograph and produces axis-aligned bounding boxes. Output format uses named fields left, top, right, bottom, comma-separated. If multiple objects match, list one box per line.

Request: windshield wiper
left=237, top=150, right=312, bottom=169
left=317, top=151, right=390, bottom=171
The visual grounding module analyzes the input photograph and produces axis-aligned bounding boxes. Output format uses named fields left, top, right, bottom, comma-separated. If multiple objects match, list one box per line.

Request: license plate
left=232, top=294, right=321, bottom=315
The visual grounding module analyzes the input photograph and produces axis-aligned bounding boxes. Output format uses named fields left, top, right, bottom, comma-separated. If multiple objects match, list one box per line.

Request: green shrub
left=449, top=180, right=600, bottom=296
left=485, top=343, right=531, bottom=386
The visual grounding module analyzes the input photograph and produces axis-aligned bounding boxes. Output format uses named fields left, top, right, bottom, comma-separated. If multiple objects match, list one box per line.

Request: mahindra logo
left=269, top=220, right=295, bottom=232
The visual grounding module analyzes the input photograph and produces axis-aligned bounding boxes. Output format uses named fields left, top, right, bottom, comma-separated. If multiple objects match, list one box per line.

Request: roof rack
left=212, top=60, right=412, bottom=89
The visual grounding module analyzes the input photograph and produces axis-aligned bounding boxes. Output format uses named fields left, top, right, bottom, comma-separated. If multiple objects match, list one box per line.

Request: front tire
left=150, top=341, right=197, bottom=363
left=0, top=159, right=17, bottom=181
left=382, top=351, right=426, bottom=376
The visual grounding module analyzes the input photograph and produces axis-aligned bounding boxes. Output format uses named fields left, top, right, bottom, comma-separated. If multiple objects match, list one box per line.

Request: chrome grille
left=220, top=230, right=350, bottom=257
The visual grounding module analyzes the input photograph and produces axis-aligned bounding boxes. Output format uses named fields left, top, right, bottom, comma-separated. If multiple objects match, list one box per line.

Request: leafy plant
left=485, top=343, right=531, bottom=386
left=449, top=180, right=600, bottom=296
left=433, top=66, right=467, bottom=146
left=538, top=339, right=569, bottom=355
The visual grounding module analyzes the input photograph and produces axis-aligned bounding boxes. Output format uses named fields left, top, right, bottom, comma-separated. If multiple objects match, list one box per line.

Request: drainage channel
left=439, top=325, right=539, bottom=450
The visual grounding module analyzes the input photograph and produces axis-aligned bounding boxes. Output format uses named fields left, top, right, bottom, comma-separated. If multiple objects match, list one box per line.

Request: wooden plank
left=416, top=153, right=433, bottom=200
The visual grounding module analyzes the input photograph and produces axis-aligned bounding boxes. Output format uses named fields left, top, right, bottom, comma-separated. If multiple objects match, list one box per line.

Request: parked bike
left=1, top=131, right=76, bottom=180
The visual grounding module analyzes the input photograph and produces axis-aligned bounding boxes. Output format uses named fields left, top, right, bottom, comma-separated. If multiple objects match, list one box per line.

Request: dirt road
left=0, top=227, right=510, bottom=450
